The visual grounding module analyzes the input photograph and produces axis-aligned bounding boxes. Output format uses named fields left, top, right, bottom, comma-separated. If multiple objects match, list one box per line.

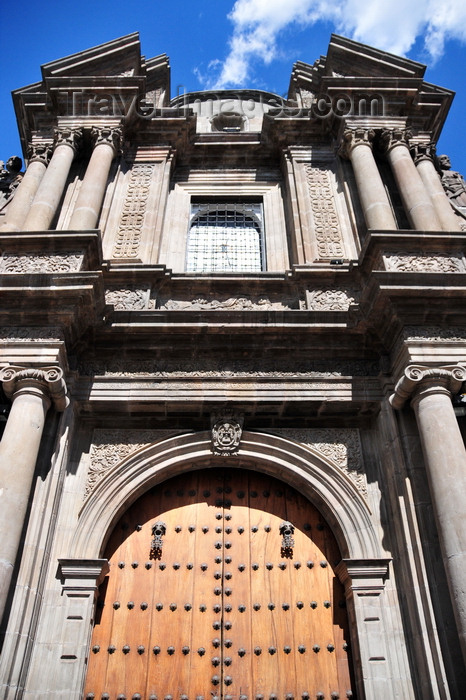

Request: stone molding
left=0, top=326, right=64, bottom=342
left=27, top=141, right=53, bottom=166
left=335, top=558, right=391, bottom=595
left=339, top=127, right=375, bottom=159
left=389, top=364, right=466, bottom=410
left=0, top=365, right=69, bottom=411
left=56, top=558, right=109, bottom=588
left=91, top=125, right=122, bottom=154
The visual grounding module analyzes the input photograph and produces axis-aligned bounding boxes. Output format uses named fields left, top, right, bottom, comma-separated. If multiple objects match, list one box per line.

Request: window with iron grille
left=186, top=201, right=265, bottom=273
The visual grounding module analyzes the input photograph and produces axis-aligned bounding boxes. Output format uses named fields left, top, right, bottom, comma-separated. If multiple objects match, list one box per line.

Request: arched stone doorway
left=84, top=466, right=355, bottom=699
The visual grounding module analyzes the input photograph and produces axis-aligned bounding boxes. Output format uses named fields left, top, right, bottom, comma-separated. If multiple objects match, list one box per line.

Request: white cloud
left=205, top=0, right=466, bottom=88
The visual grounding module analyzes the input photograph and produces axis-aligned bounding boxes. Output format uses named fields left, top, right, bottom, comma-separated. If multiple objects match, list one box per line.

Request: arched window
left=186, top=201, right=265, bottom=272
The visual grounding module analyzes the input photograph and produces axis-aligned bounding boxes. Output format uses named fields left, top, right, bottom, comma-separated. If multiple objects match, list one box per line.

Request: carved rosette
left=390, top=364, right=466, bottom=410
left=211, top=413, right=244, bottom=455
left=54, top=127, right=83, bottom=154
left=0, top=365, right=68, bottom=411
left=27, top=142, right=53, bottom=166
left=91, top=126, right=122, bottom=154
left=339, top=127, right=375, bottom=159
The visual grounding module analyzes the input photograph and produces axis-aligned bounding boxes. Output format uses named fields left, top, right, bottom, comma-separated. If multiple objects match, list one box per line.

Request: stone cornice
left=389, top=364, right=466, bottom=410
left=0, top=365, right=69, bottom=411
left=335, top=558, right=391, bottom=595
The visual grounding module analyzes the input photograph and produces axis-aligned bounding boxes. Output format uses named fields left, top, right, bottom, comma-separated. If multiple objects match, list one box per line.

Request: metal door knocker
left=150, top=521, right=167, bottom=558
left=279, top=521, right=295, bottom=557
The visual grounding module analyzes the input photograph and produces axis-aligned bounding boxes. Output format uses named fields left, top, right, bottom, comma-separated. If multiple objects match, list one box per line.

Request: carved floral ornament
left=390, top=364, right=466, bottom=410
left=0, top=365, right=69, bottom=411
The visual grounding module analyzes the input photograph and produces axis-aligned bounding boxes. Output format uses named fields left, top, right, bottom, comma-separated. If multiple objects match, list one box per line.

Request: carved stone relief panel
left=304, top=164, right=345, bottom=258
left=153, top=294, right=298, bottom=311
left=112, top=164, right=155, bottom=259
left=105, top=287, right=150, bottom=310
left=382, top=252, right=466, bottom=273
left=85, top=429, right=179, bottom=498
left=0, top=327, right=64, bottom=342
left=305, top=288, right=359, bottom=311
left=0, top=253, right=83, bottom=273
left=272, top=428, right=367, bottom=498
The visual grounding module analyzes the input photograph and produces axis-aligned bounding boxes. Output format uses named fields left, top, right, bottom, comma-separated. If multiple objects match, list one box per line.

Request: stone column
left=336, top=559, right=394, bottom=699
left=0, top=366, right=68, bottom=624
left=410, top=142, right=462, bottom=231
left=68, top=126, right=121, bottom=230
left=22, top=128, right=82, bottom=231
left=0, top=143, right=53, bottom=232
left=390, top=364, right=466, bottom=663
left=380, top=129, right=442, bottom=230
left=340, top=127, right=397, bottom=230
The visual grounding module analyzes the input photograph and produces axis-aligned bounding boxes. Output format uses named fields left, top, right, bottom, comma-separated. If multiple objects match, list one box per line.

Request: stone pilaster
left=410, top=142, right=462, bottom=231
left=0, top=366, right=68, bottom=624
left=390, top=364, right=466, bottom=663
left=0, top=142, right=53, bottom=232
left=340, top=128, right=397, bottom=230
left=22, top=127, right=82, bottom=231
left=68, top=125, right=121, bottom=231
left=336, top=559, right=393, bottom=699
left=380, top=129, right=441, bottom=230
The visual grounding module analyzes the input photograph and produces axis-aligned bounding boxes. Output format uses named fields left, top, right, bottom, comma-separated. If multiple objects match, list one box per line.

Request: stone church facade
left=0, top=32, right=465, bottom=699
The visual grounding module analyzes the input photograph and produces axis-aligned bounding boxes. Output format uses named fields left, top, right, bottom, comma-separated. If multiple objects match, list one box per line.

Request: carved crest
left=211, top=411, right=243, bottom=455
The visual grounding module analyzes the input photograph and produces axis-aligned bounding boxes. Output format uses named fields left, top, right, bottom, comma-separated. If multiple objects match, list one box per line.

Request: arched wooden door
left=84, top=468, right=354, bottom=699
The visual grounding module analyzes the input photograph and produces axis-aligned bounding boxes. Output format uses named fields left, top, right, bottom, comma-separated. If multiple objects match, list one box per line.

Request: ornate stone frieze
left=0, top=327, right=64, bottom=342
left=113, top=163, right=154, bottom=258
left=304, top=165, right=345, bottom=258
left=78, top=359, right=379, bottom=377
left=86, top=429, right=178, bottom=498
left=91, top=126, right=122, bottom=154
left=403, top=326, right=466, bottom=343
left=155, top=295, right=296, bottom=311
left=271, top=428, right=366, bottom=497
left=27, top=142, right=53, bottom=166
left=54, top=127, right=83, bottom=154
left=305, top=288, right=358, bottom=311
left=105, top=287, right=149, bottom=310
left=211, top=412, right=244, bottom=455
left=0, top=365, right=68, bottom=410
left=382, top=253, right=465, bottom=273
left=0, top=253, right=83, bottom=273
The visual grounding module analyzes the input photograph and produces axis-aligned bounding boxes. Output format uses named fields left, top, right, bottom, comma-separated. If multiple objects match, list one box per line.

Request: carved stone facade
left=1, top=32, right=466, bottom=700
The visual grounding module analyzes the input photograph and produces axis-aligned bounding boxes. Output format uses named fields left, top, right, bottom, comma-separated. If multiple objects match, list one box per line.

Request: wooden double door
left=84, top=468, right=354, bottom=699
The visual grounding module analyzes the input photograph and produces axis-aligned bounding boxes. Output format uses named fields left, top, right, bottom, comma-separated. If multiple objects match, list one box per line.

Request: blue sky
left=1, top=0, right=466, bottom=174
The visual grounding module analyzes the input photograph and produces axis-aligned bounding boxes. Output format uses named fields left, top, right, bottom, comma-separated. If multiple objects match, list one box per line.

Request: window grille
left=186, top=202, right=265, bottom=273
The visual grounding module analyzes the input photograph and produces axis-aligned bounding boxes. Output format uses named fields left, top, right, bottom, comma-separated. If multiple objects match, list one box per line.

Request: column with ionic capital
left=380, top=129, right=441, bottom=230
left=410, top=142, right=461, bottom=231
left=68, top=125, right=121, bottom=230
left=0, top=142, right=53, bottom=232
left=390, top=364, right=466, bottom=662
left=339, top=127, right=397, bottom=230
left=0, top=366, right=68, bottom=624
left=22, top=127, right=82, bottom=231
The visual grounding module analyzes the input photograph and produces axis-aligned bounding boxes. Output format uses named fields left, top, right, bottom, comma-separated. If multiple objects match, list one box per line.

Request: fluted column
left=68, top=126, right=121, bottom=230
left=0, top=366, right=68, bottom=624
left=380, top=129, right=442, bottom=230
left=390, top=364, right=466, bottom=662
left=410, top=142, right=461, bottom=231
left=340, top=127, right=397, bottom=230
left=22, top=128, right=82, bottom=231
left=0, top=143, right=53, bottom=232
